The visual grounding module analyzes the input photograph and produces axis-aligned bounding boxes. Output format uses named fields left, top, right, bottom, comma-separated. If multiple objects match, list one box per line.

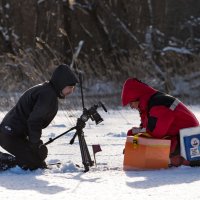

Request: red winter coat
left=121, top=78, right=199, bottom=153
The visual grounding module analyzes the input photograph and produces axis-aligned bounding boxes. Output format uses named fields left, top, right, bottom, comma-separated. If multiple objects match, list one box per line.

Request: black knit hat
left=50, top=64, right=78, bottom=96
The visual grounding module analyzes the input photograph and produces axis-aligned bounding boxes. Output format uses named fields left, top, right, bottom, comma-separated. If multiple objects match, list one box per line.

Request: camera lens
left=81, top=114, right=89, bottom=122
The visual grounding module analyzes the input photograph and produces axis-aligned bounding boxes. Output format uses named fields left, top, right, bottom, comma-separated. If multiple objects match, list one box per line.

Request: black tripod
left=44, top=123, right=93, bottom=172
left=76, top=131, right=94, bottom=172
left=44, top=102, right=107, bottom=172
left=70, top=120, right=94, bottom=172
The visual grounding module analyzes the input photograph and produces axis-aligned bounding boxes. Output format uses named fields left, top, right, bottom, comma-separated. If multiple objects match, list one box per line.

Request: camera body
left=80, top=102, right=107, bottom=125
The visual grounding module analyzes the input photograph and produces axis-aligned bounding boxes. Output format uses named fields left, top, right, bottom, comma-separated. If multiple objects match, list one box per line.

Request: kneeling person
left=0, top=64, right=78, bottom=170
left=121, top=78, right=199, bottom=167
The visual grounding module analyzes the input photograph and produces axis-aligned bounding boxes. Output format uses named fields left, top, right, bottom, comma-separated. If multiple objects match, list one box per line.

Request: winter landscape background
left=0, top=106, right=200, bottom=200
left=0, top=0, right=200, bottom=103
left=1, top=1, right=200, bottom=199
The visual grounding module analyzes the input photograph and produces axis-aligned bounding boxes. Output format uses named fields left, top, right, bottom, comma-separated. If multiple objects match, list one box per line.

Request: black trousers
left=0, top=131, right=46, bottom=170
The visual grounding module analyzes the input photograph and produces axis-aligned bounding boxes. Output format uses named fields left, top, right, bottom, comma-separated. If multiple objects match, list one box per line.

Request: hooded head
left=50, top=64, right=78, bottom=98
left=121, top=78, right=157, bottom=109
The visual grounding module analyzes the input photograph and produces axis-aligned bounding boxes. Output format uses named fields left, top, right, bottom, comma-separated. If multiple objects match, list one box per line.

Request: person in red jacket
left=121, top=78, right=199, bottom=167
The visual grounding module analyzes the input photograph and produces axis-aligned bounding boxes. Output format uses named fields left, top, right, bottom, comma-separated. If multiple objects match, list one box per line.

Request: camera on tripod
left=80, top=102, right=107, bottom=125
left=67, top=101, right=107, bottom=172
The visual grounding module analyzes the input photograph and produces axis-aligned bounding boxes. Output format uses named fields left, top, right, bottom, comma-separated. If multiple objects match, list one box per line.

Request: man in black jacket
left=0, top=64, right=78, bottom=170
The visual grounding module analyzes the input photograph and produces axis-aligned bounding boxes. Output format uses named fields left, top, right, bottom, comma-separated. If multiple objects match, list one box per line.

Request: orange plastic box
left=123, top=135, right=171, bottom=170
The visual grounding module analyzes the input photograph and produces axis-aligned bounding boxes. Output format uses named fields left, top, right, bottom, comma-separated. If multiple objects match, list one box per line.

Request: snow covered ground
left=0, top=105, right=200, bottom=200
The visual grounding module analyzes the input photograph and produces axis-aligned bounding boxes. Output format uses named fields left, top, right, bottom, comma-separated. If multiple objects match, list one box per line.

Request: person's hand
left=29, top=140, right=48, bottom=160
left=29, top=140, right=43, bottom=151
left=127, top=129, right=134, bottom=136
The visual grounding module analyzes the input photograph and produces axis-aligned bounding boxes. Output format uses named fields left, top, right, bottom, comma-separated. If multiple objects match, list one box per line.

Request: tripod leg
left=78, top=131, right=94, bottom=172
left=80, top=134, right=94, bottom=166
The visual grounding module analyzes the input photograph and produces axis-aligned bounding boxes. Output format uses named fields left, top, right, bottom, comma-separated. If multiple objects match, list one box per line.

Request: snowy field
left=0, top=105, right=200, bottom=200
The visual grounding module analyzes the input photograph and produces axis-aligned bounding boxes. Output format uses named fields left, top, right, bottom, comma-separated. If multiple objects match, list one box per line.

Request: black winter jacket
left=1, top=82, right=58, bottom=143
left=0, top=64, right=78, bottom=144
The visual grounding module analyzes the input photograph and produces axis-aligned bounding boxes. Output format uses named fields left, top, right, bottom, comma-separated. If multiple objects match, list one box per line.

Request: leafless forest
left=0, top=0, right=200, bottom=107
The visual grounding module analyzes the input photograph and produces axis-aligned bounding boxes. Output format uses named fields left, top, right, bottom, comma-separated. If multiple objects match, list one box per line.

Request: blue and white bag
left=180, top=126, right=200, bottom=161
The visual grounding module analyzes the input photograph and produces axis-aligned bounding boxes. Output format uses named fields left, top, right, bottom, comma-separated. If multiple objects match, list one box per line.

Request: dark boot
left=189, top=160, right=200, bottom=167
left=17, top=160, right=47, bottom=171
left=0, top=151, right=17, bottom=171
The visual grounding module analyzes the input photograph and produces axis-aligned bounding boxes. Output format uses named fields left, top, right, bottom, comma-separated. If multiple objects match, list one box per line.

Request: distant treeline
left=1, top=0, right=200, bottom=54
left=0, top=0, right=200, bottom=100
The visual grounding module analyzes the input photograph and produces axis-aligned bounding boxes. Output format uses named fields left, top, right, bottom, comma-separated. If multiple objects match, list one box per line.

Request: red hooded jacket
left=121, top=78, right=199, bottom=153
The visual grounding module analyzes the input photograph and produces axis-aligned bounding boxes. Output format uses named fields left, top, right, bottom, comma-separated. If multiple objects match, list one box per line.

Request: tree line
left=0, top=0, right=200, bottom=101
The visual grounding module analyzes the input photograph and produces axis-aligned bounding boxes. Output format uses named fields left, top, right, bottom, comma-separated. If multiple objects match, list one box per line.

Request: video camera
left=79, top=102, right=107, bottom=124
left=69, top=101, right=107, bottom=146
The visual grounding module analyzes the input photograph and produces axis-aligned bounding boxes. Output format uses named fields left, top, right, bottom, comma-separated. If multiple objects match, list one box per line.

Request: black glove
left=76, top=118, right=86, bottom=130
left=29, top=140, right=48, bottom=161
left=29, top=140, right=43, bottom=151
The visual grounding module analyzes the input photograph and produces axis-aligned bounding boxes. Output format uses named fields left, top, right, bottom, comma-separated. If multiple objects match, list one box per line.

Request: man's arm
left=27, top=92, right=57, bottom=144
